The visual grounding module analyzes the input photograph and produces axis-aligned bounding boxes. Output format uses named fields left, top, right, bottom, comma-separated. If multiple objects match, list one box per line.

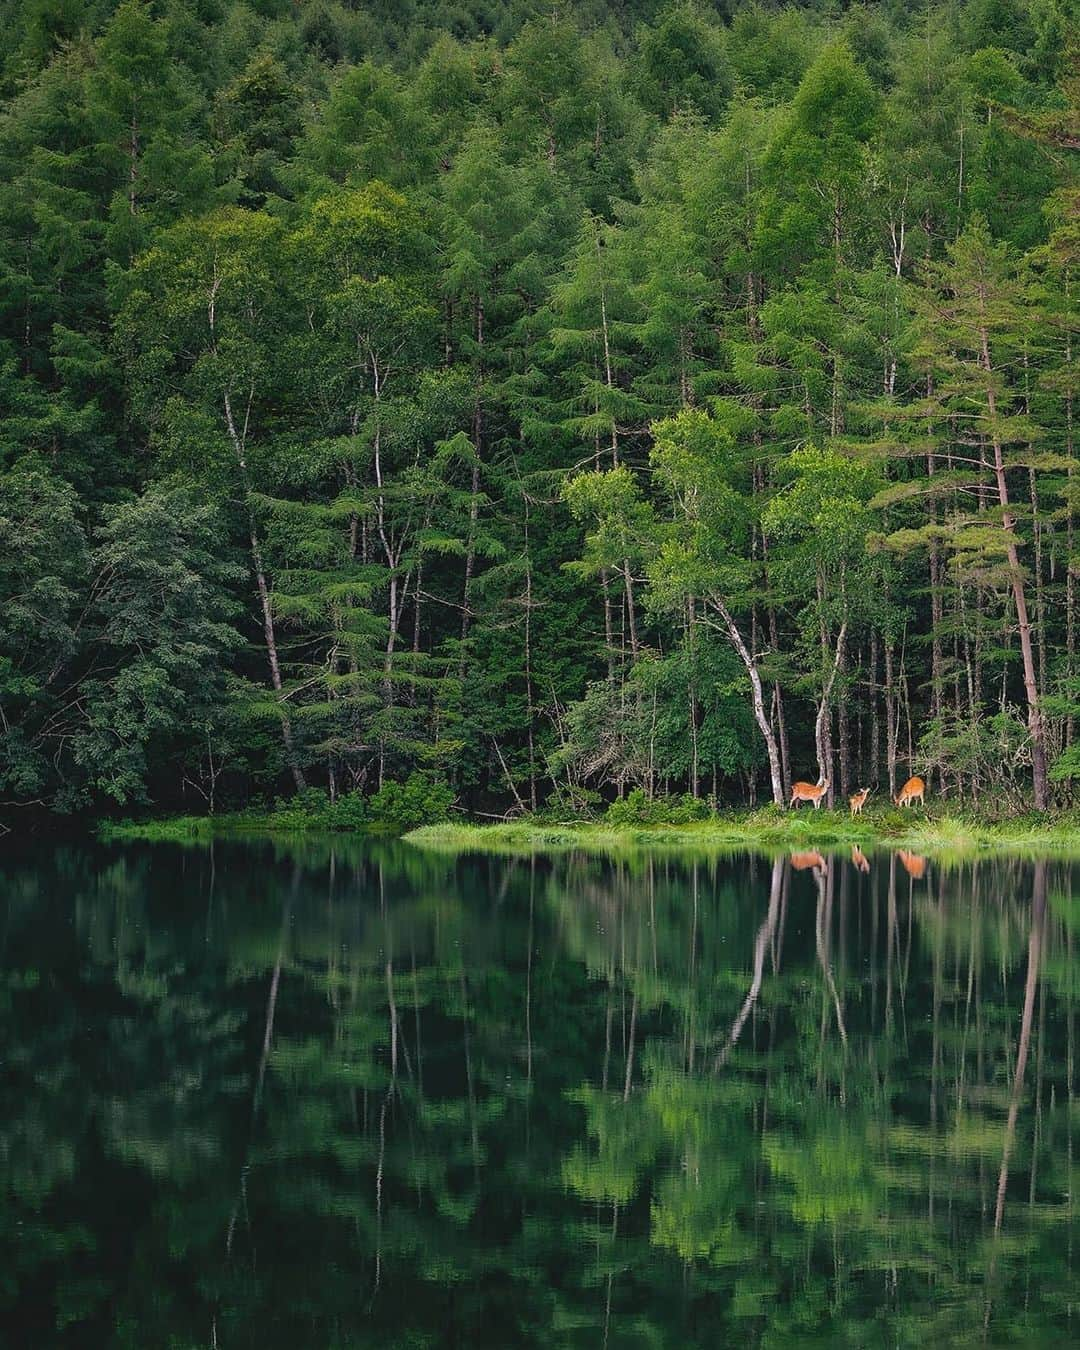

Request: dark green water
left=1, top=838, right=1077, bottom=1347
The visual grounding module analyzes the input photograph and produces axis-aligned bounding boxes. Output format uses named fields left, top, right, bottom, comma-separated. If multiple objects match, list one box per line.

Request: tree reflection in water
left=0, top=837, right=1075, bottom=1347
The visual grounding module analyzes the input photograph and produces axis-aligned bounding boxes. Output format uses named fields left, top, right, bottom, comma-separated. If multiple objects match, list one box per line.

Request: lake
left=1, top=837, right=1076, bottom=1347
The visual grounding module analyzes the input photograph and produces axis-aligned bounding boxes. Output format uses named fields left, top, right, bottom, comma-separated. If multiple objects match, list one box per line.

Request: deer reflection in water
left=897, top=849, right=928, bottom=880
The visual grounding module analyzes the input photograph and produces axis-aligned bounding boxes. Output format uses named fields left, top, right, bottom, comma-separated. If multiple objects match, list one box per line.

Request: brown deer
left=850, top=844, right=870, bottom=874
left=895, top=775, right=926, bottom=808
left=789, top=777, right=828, bottom=810
left=848, top=787, right=870, bottom=816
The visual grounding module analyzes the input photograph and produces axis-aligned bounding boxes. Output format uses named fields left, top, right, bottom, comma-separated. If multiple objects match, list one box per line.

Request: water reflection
left=0, top=839, right=1075, bottom=1347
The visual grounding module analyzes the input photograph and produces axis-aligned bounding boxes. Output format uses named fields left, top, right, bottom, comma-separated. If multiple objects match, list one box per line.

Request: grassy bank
left=100, top=805, right=1080, bottom=857
left=98, top=775, right=454, bottom=844
left=100, top=813, right=292, bottom=843
left=404, top=810, right=1080, bottom=857
left=98, top=811, right=393, bottom=844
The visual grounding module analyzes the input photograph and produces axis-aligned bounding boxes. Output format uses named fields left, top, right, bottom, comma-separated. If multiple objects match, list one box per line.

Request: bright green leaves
left=764, top=444, right=880, bottom=575
left=651, top=407, right=749, bottom=545
left=756, top=41, right=879, bottom=282
left=539, top=213, right=647, bottom=457
left=0, top=0, right=1076, bottom=816
left=563, top=464, right=657, bottom=581
left=300, top=61, right=434, bottom=190
left=114, top=205, right=290, bottom=480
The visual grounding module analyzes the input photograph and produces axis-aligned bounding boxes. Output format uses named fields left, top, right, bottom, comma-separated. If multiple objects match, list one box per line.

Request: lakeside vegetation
left=99, top=770, right=454, bottom=840
left=1, top=0, right=1077, bottom=830
left=405, top=811, right=1080, bottom=855
left=101, top=799, right=1080, bottom=857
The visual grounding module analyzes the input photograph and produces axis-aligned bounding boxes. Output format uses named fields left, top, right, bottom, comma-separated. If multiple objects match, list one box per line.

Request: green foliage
left=261, top=775, right=454, bottom=832
left=634, top=5, right=733, bottom=121
left=0, top=0, right=1076, bottom=827
left=367, top=771, right=456, bottom=830
left=604, top=787, right=711, bottom=825
left=0, top=458, right=88, bottom=797
left=74, top=481, right=244, bottom=806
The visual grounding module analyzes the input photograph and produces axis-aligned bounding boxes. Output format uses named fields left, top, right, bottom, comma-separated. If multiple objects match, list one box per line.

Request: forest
left=1, top=0, right=1078, bottom=826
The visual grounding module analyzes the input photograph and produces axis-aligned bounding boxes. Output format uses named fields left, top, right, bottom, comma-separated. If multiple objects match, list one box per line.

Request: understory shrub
left=368, top=772, right=455, bottom=831
left=604, top=789, right=711, bottom=826
left=268, top=775, right=454, bottom=832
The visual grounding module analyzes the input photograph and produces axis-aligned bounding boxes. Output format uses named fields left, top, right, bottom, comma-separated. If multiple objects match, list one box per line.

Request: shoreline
left=402, top=813, right=1080, bottom=857
left=95, top=810, right=1080, bottom=857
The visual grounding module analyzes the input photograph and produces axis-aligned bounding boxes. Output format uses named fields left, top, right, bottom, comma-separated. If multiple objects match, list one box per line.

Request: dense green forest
left=0, top=0, right=1077, bottom=824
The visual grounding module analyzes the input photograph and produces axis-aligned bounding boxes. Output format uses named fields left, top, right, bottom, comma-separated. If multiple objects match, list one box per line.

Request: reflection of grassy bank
left=405, top=811, right=1080, bottom=857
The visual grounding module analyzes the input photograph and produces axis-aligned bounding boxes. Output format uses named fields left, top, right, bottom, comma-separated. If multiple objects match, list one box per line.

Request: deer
left=895, top=775, right=926, bottom=808
left=790, top=850, right=827, bottom=873
left=850, top=843, right=870, bottom=874
left=789, top=777, right=828, bottom=810
left=848, top=787, right=870, bottom=816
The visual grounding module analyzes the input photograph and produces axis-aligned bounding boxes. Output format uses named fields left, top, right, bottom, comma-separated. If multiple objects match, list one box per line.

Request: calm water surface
left=1, top=838, right=1077, bottom=1347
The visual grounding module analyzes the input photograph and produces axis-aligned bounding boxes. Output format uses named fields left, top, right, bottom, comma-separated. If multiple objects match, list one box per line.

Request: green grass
left=99, top=814, right=222, bottom=843
left=98, top=811, right=386, bottom=844
left=100, top=804, right=1080, bottom=859
left=404, top=809, right=1080, bottom=858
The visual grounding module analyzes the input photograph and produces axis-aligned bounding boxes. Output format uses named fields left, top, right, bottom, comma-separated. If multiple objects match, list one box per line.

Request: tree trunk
left=869, top=630, right=880, bottom=787
left=523, top=514, right=538, bottom=811
left=838, top=641, right=852, bottom=800
left=460, top=296, right=484, bottom=664
left=1066, top=290, right=1075, bottom=753
left=711, top=599, right=784, bottom=807
left=761, top=538, right=789, bottom=801
left=600, top=567, right=615, bottom=681
left=980, top=324, right=1048, bottom=809
left=885, top=639, right=898, bottom=799
left=815, top=617, right=847, bottom=807
left=223, top=390, right=306, bottom=792
left=687, top=598, right=699, bottom=798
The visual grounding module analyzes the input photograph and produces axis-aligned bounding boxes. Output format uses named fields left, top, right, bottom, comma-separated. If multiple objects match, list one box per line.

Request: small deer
left=850, top=844, right=870, bottom=874
left=895, top=775, right=926, bottom=808
left=789, top=777, right=829, bottom=810
left=849, top=786, right=870, bottom=817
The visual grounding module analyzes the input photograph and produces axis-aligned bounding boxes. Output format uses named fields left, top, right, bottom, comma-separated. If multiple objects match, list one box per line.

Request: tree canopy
left=0, top=0, right=1077, bottom=820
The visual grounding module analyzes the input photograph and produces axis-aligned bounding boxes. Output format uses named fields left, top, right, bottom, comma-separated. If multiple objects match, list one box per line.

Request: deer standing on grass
left=895, top=776, right=926, bottom=808
left=789, top=777, right=828, bottom=810
left=849, top=787, right=870, bottom=816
